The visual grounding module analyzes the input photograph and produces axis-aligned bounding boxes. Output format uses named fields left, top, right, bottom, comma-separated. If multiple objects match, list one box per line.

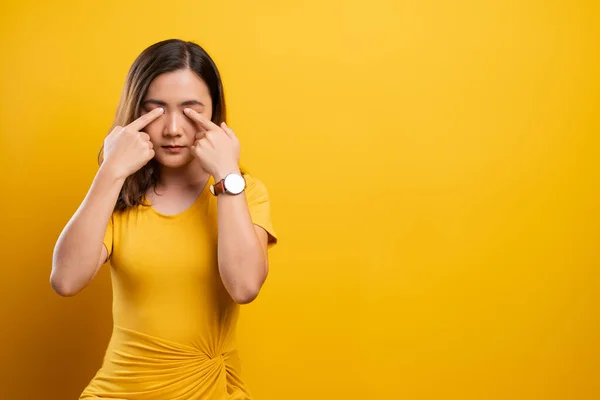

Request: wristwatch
left=210, top=173, right=246, bottom=196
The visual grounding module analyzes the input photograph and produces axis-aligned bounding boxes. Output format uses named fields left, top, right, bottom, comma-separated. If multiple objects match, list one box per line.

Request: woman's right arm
left=50, top=165, right=124, bottom=296
left=50, top=107, right=164, bottom=296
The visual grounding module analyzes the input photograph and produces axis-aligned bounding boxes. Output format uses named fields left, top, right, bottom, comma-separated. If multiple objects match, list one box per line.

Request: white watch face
left=224, top=174, right=245, bottom=194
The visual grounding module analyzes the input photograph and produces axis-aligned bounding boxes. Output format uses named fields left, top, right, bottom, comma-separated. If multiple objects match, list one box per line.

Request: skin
left=51, top=69, right=269, bottom=304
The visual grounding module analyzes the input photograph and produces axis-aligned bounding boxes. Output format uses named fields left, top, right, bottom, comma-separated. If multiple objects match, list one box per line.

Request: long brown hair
left=99, top=39, right=231, bottom=212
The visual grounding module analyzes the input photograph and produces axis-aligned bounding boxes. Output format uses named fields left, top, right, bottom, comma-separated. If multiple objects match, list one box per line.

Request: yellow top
left=80, top=174, right=277, bottom=400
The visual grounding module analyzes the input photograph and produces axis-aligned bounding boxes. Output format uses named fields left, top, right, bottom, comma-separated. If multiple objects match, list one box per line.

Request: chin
left=154, top=154, right=194, bottom=169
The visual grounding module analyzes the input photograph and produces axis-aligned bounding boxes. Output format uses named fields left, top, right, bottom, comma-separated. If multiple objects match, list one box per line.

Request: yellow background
left=1, top=0, right=598, bottom=399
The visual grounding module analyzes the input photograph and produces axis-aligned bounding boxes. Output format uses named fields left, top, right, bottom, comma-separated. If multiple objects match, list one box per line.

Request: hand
left=102, top=107, right=164, bottom=180
left=184, top=108, right=241, bottom=181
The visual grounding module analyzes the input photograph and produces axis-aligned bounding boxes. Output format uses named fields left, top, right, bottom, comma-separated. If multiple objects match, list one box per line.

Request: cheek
left=143, top=120, right=163, bottom=141
left=193, top=131, right=205, bottom=143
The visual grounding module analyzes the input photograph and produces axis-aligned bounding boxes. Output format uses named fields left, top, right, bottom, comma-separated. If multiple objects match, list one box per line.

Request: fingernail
left=158, top=108, right=164, bottom=113
left=184, top=108, right=191, bottom=113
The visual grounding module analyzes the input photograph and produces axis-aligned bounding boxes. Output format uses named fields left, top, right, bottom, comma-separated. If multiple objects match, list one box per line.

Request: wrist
left=99, top=162, right=127, bottom=184
left=210, top=168, right=246, bottom=196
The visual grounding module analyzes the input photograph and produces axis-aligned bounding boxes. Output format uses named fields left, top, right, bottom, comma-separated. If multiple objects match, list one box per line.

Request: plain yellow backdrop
left=0, top=0, right=598, bottom=399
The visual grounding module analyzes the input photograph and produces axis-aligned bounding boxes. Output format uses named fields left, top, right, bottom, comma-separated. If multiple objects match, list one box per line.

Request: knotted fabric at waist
left=80, top=325, right=249, bottom=400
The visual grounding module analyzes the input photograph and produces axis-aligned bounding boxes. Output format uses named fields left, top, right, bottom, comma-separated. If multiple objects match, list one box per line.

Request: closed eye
left=143, top=105, right=163, bottom=113
left=142, top=99, right=205, bottom=113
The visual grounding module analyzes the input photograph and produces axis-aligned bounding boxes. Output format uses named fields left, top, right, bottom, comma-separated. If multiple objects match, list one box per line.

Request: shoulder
left=243, top=173, right=271, bottom=201
left=242, top=173, right=278, bottom=245
left=243, top=173, right=263, bottom=188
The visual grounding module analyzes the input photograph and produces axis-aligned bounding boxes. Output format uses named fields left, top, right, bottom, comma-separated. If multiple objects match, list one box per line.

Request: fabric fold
left=80, top=326, right=246, bottom=400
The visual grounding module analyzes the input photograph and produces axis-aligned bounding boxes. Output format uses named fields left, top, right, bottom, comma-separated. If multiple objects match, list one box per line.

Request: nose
left=163, top=110, right=185, bottom=137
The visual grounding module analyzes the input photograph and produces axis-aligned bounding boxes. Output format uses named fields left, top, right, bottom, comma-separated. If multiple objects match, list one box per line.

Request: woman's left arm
left=184, top=108, right=271, bottom=304
left=216, top=183, right=270, bottom=304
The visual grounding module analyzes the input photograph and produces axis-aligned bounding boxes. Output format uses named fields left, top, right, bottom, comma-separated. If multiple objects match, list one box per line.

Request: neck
left=156, top=158, right=209, bottom=189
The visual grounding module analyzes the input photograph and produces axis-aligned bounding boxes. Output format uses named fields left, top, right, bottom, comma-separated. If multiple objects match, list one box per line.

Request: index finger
left=128, top=107, right=165, bottom=131
left=184, top=108, right=219, bottom=131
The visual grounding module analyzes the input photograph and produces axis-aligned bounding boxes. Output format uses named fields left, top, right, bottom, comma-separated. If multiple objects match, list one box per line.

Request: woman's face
left=140, top=68, right=213, bottom=169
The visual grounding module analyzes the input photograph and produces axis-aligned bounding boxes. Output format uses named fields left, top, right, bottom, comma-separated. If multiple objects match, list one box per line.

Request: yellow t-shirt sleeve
left=103, top=214, right=114, bottom=260
left=245, top=175, right=278, bottom=248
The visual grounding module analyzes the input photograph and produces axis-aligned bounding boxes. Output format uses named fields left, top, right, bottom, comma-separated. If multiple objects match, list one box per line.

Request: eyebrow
left=142, top=99, right=205, bottom=107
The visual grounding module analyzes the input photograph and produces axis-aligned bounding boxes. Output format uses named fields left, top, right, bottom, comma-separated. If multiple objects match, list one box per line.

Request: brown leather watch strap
left=210, top=179, right=226, bottom=196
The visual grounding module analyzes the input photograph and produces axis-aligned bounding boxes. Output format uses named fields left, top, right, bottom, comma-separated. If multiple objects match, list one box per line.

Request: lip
left=162, top=145, right=186, bottom=153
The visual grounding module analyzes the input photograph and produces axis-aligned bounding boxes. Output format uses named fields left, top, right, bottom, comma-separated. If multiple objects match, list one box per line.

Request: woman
left=50, top=39, right=277, bottom=399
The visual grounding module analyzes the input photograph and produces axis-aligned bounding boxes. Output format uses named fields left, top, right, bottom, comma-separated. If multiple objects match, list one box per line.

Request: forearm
left=217, top=189, right=267, bottom=304
left=51, top=164, right=124, bottom=295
